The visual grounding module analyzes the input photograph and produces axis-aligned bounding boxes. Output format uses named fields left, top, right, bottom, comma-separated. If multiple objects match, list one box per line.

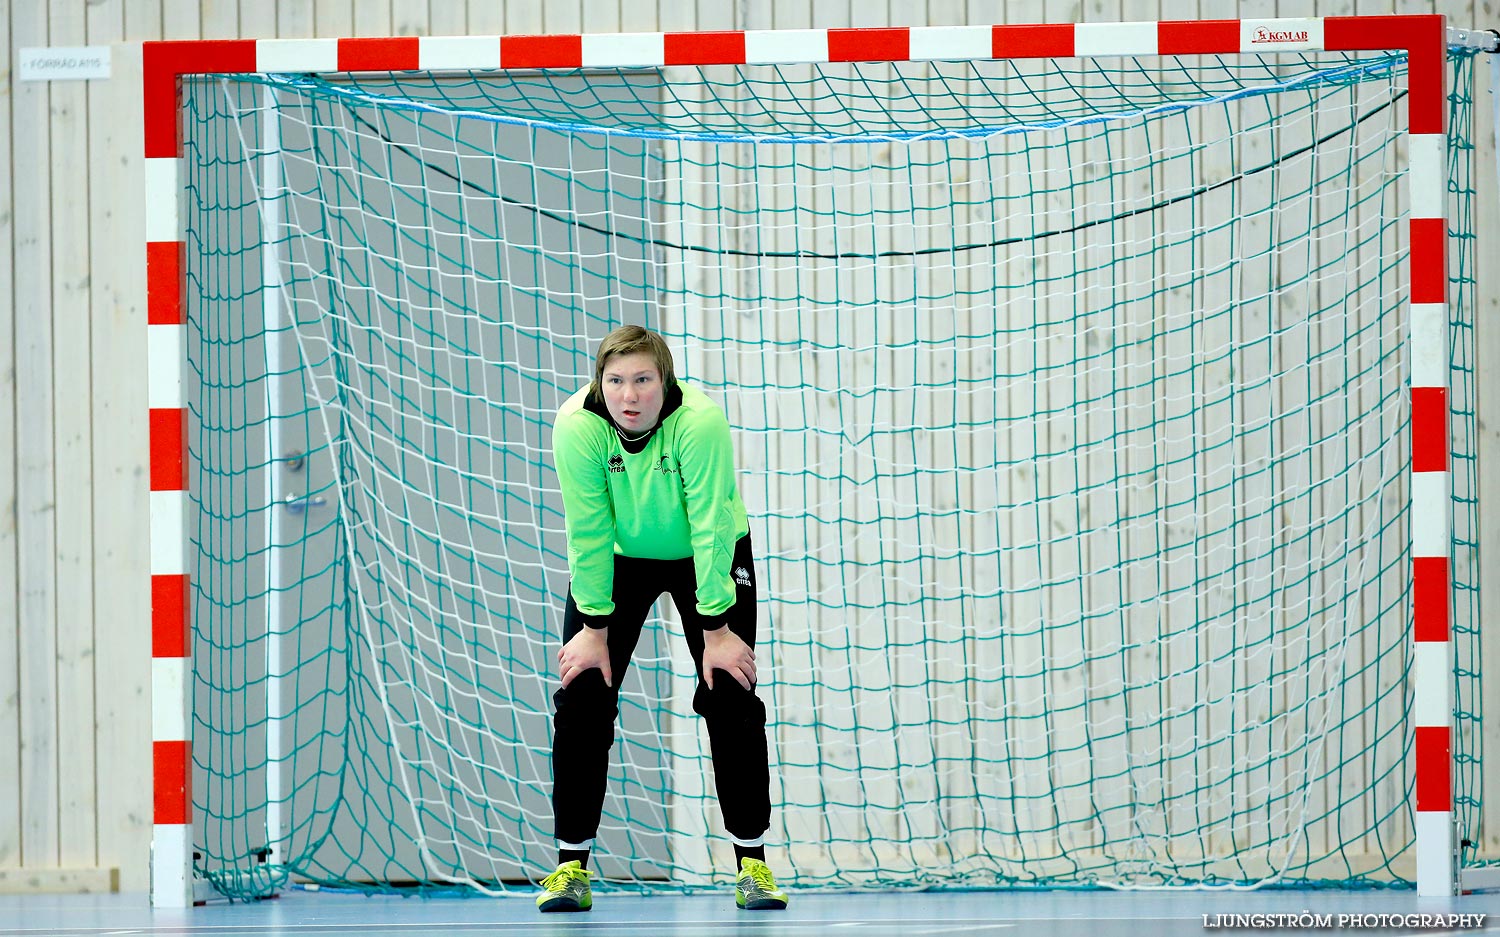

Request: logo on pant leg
left=733, top=566, right=752, bottom=587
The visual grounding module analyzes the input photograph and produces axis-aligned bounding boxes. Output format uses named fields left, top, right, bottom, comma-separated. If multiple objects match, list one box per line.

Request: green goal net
left=180, top=46, right=1484, bottom=895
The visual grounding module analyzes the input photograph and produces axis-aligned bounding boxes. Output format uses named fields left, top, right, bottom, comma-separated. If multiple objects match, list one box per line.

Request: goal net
left=179, top=45, right=1483, bottom=895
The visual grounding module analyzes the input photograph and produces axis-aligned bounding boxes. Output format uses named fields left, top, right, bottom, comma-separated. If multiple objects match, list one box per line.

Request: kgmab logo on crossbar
left=1242, top=20, right=1321, bottom=49
left=1250, top=25, right=1311, bottom=44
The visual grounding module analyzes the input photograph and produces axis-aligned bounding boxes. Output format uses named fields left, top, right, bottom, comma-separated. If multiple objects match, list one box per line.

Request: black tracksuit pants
left=550, top=533, right=770, bottom=846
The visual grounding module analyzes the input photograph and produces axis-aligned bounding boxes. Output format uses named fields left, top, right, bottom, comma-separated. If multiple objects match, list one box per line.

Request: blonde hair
left=590, top=325, right=676, bottom=403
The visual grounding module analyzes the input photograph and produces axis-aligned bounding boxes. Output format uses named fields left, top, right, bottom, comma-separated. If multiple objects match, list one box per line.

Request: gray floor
left=2, top=887, right=1500, bottom=937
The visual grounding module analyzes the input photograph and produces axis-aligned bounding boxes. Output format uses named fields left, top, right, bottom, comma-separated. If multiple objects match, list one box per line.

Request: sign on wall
left=18, top=46, right=111, bottom=82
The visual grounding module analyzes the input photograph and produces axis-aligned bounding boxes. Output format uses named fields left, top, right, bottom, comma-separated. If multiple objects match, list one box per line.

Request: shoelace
left=743, top=864, right=777, bottom=892
left=543, top=866, right=590, bottom=890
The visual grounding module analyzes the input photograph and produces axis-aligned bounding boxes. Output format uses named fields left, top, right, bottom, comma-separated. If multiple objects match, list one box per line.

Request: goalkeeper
left=536, top=325, right=788, bottom=914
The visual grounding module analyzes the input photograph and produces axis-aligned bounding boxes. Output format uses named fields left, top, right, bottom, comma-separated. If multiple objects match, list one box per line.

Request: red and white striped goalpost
left=142, top=15, right=1460, bottom=907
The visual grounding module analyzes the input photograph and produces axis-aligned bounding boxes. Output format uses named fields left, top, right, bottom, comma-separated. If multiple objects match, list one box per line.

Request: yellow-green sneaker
left=536, top=860, right=592, bottom=912
left=735, top=857, right=788, bottom=910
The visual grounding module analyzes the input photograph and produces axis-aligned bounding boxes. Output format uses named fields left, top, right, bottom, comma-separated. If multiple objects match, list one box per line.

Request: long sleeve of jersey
left=676, top=405, right=740, bottom=619
left=551, top=407, right=618, bottom=618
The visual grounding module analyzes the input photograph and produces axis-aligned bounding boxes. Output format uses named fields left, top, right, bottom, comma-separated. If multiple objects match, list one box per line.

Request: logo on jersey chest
left=607, top=452, right=676, bottom=476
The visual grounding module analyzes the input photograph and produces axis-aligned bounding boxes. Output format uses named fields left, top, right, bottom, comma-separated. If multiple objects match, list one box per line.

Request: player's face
left=601, top=351, right=664, bottom=432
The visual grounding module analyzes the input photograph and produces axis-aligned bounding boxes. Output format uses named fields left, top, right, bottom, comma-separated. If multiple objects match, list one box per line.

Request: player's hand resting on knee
left=701, top=626, right=756, bottom=691
left=560, top=626, right=612, bottom=688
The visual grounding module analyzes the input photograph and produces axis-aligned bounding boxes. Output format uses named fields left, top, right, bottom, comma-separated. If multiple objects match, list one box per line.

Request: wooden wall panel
left=283, top=0, right=316, bottom=38
left=544, top=0, right=584, bottom=35
left=123, top=0, right=162, bottom=39
left=50, top=0, right=98, bottom=874
left=392, top=0, right=429, bottom=35
left=201, top=0, right=240, bottom=39
left=583, top=0, right=621, bottom=34
left=0, top=0, right=18, bottom=873
left=163, top=0, right=202, bottom=40
left=310, top=0, right=352, bottom=38
left=239, top=0, right=275, bottom=38
left=91, top=37, right=151, bottom=894
left=354, top=0, right=392, bottom=37
left=14, top=0, right=60, bottom=871
left=466, top=0, right=502, bottom=35
left=430, top=0, right=467, bottom=35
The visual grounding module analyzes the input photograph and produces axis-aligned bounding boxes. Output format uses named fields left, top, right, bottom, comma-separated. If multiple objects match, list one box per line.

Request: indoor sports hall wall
left=0, top=0, right=1494, bottom=894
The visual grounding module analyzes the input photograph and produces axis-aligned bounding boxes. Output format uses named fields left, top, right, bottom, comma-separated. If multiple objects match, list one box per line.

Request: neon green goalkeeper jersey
left=552, top=380, right=750, bottom=622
